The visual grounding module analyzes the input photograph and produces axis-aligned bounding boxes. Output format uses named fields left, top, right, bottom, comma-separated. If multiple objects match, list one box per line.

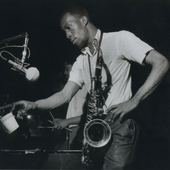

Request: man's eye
left=66, top=26, right=71, bottom=30
left=68, top=25, right=73, bottom=29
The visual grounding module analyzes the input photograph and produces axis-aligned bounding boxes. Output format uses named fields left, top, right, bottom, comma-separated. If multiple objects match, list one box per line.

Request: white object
left=26, top=67, right=40, bottom=82
left=0, top=112, right=19, bottom=134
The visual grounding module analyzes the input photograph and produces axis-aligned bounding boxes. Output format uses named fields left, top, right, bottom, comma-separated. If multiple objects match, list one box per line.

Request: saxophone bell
left=84, top=119, right=111, bottom=148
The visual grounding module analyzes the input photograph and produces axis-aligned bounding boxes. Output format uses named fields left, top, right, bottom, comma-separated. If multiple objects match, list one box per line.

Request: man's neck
left=86, top=25, right=98, bottom=54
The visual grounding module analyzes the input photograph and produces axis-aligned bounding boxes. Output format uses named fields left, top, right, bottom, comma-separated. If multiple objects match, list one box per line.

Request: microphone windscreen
left=26, top=67, right=40, bottom=82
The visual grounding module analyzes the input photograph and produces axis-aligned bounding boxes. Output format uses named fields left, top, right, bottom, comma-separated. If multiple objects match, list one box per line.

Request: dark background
left=0, top=0, right=170, bottom=100
left=0, top=0, right=170, bottom=169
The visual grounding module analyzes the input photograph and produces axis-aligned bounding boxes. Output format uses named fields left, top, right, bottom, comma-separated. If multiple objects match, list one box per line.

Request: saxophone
left=81, top=38, right=111, bottom=166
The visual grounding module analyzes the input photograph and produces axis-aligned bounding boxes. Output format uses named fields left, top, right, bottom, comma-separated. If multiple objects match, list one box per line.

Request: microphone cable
left=0, top=45, right=31, bottom=68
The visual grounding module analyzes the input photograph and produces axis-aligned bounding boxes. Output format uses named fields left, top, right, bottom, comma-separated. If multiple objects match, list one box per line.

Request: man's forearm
left=35, top=91, right=69, bottom=110
left=34, top=81, right=80, bottom=111
left=132, top=50, right=170, bottom=102
left=66, top=116, right=82, bottom=126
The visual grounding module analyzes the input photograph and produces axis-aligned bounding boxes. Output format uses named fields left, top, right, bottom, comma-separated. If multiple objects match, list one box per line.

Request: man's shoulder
left=75, top=53, right=84, bottom=62
left=100, top=30, right=132, bottom=46
left=71, top=53, right=85, bottom=69
left=104, top=30, right=133, bottom=38
left=103, top=30, right=137, bottom=46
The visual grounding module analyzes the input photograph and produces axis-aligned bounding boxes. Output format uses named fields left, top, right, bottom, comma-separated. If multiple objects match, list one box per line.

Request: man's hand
left=105, top=98, right=139, bottom=123
left=53, top=118, right=69, bottom=130
left=0, top=103, right=13, bottom=112
left=0, top=100, right=37, bottom=119
left=13, top=100, right=37, bottom=113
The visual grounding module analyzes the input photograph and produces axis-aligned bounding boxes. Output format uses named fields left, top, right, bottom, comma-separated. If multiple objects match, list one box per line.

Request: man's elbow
left=162, top=57, right=170, bottom=73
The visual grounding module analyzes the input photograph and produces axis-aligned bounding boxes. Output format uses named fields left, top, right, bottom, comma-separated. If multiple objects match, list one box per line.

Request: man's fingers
left=0, top=104, right=13, bottom=110
left=14, top=101, right=31, bottom=118
left=105, top=111, right=113, bottom=122
left=23, top=104, right=32, bottom=113
left=13, top=101, right=25, bottom=107
left=119, top=113, right=124, bottom=121
left=17, top=102, right=32, bottom=113
left=119, top=112, right=129, bottom=123
left=105, top=107, right=123, bottom=123
left=55, top=119, right=61, bottom=123
left=53, top=121, right=61, bottom=129
left=16, top=112, right=24, bottom=119
left=53, top=124, right=62, bottom=130
left=106, top=105, right=117, bottom=113
left=53, top=124, right=57, bottom=129
left=11, top=101, right=26, bottom=112
left=105, top=105, right=118, bottom=122
left=11, top=103, right=16, bottom=111
left=112, top=113, right=119, bottom=122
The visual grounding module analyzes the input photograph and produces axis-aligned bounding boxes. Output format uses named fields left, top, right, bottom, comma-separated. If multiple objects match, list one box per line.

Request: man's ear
left=80, top=16, right=88, bottom=26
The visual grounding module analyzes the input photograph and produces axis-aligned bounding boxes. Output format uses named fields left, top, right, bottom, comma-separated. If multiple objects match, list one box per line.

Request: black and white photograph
left=0, top=0, right=170, bottom=169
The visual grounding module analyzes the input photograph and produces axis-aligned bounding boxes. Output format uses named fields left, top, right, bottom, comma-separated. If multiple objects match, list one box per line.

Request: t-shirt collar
left=81, top=29, right=101, bottom=57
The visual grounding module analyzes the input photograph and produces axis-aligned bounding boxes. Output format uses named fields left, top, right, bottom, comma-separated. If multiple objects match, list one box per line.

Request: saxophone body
left=81, top=40, right=111, bottom=166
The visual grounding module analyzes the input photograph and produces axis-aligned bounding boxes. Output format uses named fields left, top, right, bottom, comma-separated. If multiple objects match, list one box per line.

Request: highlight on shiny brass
left=83, top=119, right=111, bottom=148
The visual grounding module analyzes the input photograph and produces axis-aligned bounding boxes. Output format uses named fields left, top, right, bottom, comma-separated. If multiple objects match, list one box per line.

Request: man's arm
left=132, top=49, right=170, bottom=101
left=53, top=116, right=82, bottom=129
left=35, top=81, right=80, bottom=110
left=2, top=81, right=80, bottom=116
left=106, top=49, right=170, bottom=123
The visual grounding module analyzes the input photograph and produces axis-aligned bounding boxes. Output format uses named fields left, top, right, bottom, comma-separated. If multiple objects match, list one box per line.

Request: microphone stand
left=0, top=32, right=28, bottom=45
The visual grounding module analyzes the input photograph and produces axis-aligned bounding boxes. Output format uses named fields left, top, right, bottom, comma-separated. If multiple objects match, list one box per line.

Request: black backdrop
left=0, top=0, right=170, bottom=169
left=0, top=0, right=170, bottom=100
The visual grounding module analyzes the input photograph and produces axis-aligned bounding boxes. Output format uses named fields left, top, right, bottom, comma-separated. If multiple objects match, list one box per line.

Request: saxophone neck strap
left=98, top=31, right=103, bottom=49
left=88, top=31, right=103, bottom=87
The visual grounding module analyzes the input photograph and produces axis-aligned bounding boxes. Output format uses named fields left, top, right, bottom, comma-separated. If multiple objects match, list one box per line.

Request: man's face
left=64, top=63, right=72, bottom=79
left=60, top=12, right=88, bottom=49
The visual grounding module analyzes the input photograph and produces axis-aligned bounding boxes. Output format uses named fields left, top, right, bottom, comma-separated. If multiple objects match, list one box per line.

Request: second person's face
left=64, top=63, right=72, bottom=79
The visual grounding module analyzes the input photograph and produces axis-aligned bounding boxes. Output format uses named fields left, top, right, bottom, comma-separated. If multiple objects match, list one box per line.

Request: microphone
left=21, top=33, right=29, bottom=65
left=0, top=32, right=40, bottom=82
left=8, top=59, right=40, bottom=82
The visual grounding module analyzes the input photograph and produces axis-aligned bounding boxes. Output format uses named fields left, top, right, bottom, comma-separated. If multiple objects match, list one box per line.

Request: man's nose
left=66, top=31, right=72, bottom=39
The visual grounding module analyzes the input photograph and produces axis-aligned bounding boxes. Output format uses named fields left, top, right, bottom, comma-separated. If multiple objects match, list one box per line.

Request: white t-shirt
left=69, top=30, right=153, bottom=111
left=66, top=85, right=87, bottom=119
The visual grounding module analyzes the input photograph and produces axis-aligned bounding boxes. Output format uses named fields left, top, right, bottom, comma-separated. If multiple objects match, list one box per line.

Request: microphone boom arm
left=0, top=32, right=28, bottom=45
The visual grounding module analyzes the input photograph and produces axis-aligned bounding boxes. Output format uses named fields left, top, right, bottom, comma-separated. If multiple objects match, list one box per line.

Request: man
left=53, top=61, right=87, bottom=149
left=1, top=6, right=169, bottom=170
left=53, top=61, right=87, bottom=130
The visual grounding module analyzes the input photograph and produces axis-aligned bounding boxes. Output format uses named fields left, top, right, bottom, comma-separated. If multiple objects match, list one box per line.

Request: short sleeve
left=118, top=31, right=154, bottom=65
left=69, top=55, right=84, bottom=87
